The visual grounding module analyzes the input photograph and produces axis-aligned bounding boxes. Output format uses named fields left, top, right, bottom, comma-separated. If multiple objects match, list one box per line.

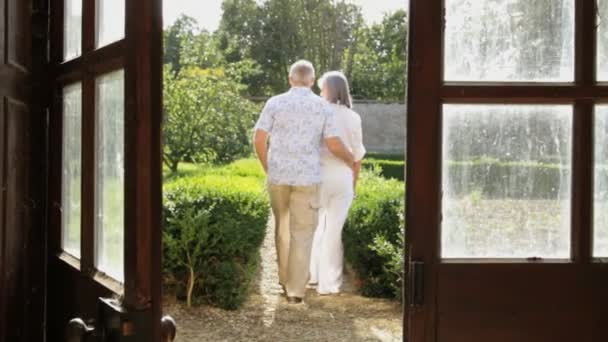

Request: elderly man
left=254, top=60, right=354, bottom=304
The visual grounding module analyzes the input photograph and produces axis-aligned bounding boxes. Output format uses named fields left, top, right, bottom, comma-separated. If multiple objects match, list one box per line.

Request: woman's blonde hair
left=318, top=71, right=352, bottom=108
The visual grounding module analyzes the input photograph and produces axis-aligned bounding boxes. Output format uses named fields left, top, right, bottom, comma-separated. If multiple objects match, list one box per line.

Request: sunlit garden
left=161, top=0, right=408, bottom=318
left=158, top=0, right=608, bottom=341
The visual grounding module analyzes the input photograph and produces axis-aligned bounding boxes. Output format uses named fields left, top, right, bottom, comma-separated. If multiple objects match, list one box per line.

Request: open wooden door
left=406, top=0, right=608, bottom=341
left=46, top=0, right=168, bottom=340
left=0, top=1, right=48, bottom=341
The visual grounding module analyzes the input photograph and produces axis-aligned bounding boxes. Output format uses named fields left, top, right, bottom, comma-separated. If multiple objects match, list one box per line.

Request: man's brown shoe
left=287, top=296, right=303, bottom=304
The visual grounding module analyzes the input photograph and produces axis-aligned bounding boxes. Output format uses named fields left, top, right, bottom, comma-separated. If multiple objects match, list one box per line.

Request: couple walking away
left=253, top=60, right=366, bottom=304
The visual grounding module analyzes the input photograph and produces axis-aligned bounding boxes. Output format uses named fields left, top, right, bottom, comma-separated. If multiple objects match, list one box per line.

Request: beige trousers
left=268, top=183, right=320, bottom=298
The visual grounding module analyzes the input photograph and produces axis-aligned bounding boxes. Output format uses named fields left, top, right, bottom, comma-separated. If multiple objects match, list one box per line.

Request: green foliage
left=163, top=206, right=213, bottom=307
left=211, top=0, right=406, bottom=99
left=362, top=159, right=405, bottom=181
left=163, top=159, right=265, bottom=181
left=366, top=153, right=405, bottom=161
left=163, top=66, right=260, bottom=172
left=361, top=155, right=604, bottom=200
left=349, top=10, right=408, bottom=101
left=446, top=159, right=572, bottom=199
left=202, top=158, right=266, bottom=179
left=368, top=212, right=404, bottom=300
left=344, top=169, right=405, bottom=298
left=163, top=174, right=269, bottom=309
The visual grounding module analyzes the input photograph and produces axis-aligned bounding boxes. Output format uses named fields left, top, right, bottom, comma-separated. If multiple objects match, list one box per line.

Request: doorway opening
left=160, top=0, right=408, bottom=340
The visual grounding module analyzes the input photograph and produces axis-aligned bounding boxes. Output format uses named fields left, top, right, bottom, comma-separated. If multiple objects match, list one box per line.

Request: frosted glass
left=61, top=83, right=82, bottom=258
left=96, top=0, right=125, bottom=48
left=595, top=106, right=608, bottom=257
left=444, top=0, right=574, bottom=82
left=598, top=1, right=608, bottom=81
left=95, top=70, right=125, bottom=282
left=442, top=105, right=573, bottom=258
left=63, top=0, right=82, bottom=60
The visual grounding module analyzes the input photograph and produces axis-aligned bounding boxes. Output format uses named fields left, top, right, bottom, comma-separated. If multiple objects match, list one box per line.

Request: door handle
left=161, top=315, right=177, bottom=342
left=67, top=299, right=177, bottom=341
left=66, top=318, right=96, bottom=342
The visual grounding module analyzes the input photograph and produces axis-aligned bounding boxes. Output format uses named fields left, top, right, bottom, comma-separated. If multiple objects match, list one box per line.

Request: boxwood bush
left=344, top=169, right=405, bottom=298
left=446, top=160, right=572, bottom=199
left=163, top=174, right=269, bottom=310
left=362, top=159, right=405, bottom=180
left=361, top=158, right=608, bottom=199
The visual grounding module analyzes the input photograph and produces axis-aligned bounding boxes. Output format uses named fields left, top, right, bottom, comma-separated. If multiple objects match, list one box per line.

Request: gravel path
left=164, top=217, right=403, bottom=342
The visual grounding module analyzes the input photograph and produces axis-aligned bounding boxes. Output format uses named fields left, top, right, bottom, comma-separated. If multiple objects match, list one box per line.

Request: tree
left=163, top=66, right=260, bottom=172
left=163, top=15, right=199, bottom=74
left=349, top=10, right=408, bottom=101
left=215, top=0, right=365, bottom=96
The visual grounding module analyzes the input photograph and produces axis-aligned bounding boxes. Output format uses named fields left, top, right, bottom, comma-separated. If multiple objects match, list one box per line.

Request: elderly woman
left=309, top=71, right=366, bottom=295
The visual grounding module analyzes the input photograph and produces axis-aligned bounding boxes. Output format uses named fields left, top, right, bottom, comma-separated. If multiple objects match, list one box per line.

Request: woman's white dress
left=309, top=103, right=366, bottom=294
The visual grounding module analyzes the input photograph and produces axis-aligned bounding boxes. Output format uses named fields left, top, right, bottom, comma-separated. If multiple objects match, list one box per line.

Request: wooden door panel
left=7, top=0, right=31, bottom=71
left=0, top=0, right=48, bottom=340
left=47, top=260, right=114, bottom=339
left=437, top=312, right=594, bottom=342
left=437, top=264, right=598, bottom=311
left=3, top=98, right=29, bottom=341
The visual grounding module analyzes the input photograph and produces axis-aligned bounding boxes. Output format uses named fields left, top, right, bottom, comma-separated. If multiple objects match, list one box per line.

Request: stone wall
left=353, top=100, right=406, bottom=155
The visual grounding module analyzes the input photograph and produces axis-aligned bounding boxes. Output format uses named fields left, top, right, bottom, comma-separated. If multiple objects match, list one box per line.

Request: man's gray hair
left=289, top=60, right=315, bottom=84
left=318, top=71, right=352, bottom=108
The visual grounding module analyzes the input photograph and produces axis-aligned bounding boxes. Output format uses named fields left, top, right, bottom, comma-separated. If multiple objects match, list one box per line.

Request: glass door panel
left=95, top=0, right=125, bottom=48
left=598, top=0, right=608, bottom=81
left=441, top=104, right=573, bottom=258
left=595, top=105, right=608, bottom=257
left=61, top=83, right=83, bottom=258
left=444, top=0, right=574, bottom=82
left=94, top=70, right=125, bottom=282
left=63, top=0, right=82, bottom=60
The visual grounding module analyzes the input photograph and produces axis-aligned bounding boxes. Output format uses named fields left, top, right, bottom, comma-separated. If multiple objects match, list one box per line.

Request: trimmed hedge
left=362, top=159, right=405, bottom=180
left=163, top=175, right=269, bottom=309
left=446, top=160, right=568, bottom=199
left=362, top=158, right=608, bottom=199
left=365, top=153, right=405, bottom=161
left=344, top=169, right=405, bottom=298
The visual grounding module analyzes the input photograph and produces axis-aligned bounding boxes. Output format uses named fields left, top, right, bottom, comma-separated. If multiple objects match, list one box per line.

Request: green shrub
left=365, top=153, right=405, bottom=161
left=446, top=159, right=573, bottom=199
left=362, top=159, right=405, bottom=180
left=164, top=206, right=213, bottom=307
left=360, top=157, right=608, bottom=199
left=344, top=169, right=405, bottom=298
left=369, top=216, right=404, bottom=300
left=163, top=175, right=269, bottom=310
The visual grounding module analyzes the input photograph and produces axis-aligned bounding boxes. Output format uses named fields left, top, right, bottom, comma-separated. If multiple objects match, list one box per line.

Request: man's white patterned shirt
left=254, top=87, right=339, bottom=186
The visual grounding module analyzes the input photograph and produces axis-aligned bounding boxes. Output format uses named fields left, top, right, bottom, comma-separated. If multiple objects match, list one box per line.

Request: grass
left=163, top=158, right=265, bottom=181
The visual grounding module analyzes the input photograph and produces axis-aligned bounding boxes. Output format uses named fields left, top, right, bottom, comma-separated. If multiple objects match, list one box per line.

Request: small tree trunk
left=187, top=265, right=195, bottom=307
left=169, top=160, right=179, bottom=174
